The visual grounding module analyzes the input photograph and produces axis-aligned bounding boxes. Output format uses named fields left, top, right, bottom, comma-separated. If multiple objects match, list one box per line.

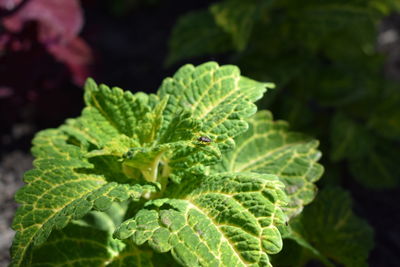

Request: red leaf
left=1, top=0, right=83, bottom=43
left=48, top=37, right=93, bottom=85
left=0, top=0, right=93, bottom=85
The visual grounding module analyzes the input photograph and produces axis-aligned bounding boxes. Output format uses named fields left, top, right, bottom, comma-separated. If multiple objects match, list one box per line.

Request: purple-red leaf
left=1, top=0, right=83, bottom=43
left=0, top=0, right=93, bottom=86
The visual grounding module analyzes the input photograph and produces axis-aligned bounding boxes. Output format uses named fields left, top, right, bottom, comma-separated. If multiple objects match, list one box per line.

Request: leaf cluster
left=11, top=62, right=338, bottom=266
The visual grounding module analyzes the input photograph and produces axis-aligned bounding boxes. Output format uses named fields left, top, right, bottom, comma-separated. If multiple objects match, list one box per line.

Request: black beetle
left=198, top=136, right=212, bottom=143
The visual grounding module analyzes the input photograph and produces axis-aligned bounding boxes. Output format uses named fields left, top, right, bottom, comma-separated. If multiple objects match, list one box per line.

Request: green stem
left=158, top=161, right=171, bottom=196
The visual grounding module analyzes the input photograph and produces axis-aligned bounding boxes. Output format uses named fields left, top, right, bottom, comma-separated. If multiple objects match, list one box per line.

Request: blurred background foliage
left=1, top=0, right=400, bottom=266
left=168, top=0, right=400, bottom=190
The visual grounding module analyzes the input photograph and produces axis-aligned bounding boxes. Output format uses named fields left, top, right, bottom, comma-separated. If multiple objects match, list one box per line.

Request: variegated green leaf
left=11, top=130, right=155, bottom=266
left=158, top=62, right=273, bottom=151
left=156, top=62, right=273, bottom=181
left=63, top=64, right=272, bottom=184
left=115, top=173, right=288, bottom=267
left=285, top=187, right=374, bottom=267
left=28, top=203, right=157, bottom=267
left=83, top=79, right=163, bottom=143
left=214, top=110, right=323, bottom=218
left=62, top=79, right=163, bottom=149
left=27, top=223, right=127, bottom=266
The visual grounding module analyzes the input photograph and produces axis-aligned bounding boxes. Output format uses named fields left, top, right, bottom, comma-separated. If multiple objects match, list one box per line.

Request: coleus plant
left=11, top=62, right=370, bottom=266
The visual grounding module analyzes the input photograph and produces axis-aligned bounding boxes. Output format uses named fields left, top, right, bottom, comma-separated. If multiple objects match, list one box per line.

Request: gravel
left=0, top=151, right=32, bottom=266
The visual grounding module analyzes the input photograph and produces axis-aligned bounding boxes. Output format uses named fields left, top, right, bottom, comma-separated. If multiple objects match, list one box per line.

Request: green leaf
left=159, top=62, right=273, bottom=152
left=286, top=187, right=374, bottom=267
left=210, top=0, right=257, bottom=50
left=11, top=130, right=155, bottom=266
left=66, top=64, right=272, bottom=185
left=214, top=110, right=323, bottom=218
left=166, top=10, right=232, bottom=66
left=28, top=203, right=157, bottom=267
left=107, top=243, right=159, bottom=267
left=28, top=223, right=127, bottom=266
left=330, top=113, right=374, bottom=162
left=129, top=110, right=222, bottom=184
left=368, top=89, right=400, bottom=140
left=270, top=238, right=308, bottom=267
left=157, top=62, right=273, bottom=181
left=279, top=4, right=380, bottom=54
left=65, top=79, right=163, bottom=147
left=115, top=172, right=288, bottom=267
left=349, top=138, right=400, bottom=189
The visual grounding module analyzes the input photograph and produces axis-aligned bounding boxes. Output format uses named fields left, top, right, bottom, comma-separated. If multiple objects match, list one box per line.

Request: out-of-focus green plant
left=168, top=0, right=400, bottom=190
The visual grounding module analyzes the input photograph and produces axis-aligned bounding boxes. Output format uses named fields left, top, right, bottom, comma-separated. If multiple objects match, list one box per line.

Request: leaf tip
left=84, top=77, right=98, bottom=91
left=264, top=82, right=276, bottom=89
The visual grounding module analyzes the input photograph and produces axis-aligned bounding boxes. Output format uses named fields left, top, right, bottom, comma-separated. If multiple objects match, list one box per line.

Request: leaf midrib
left=13, top=180, right=109, bottom=266
left=233, top=142, right=309, bottom=172
left=186, top=201, right=249, bottom=266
